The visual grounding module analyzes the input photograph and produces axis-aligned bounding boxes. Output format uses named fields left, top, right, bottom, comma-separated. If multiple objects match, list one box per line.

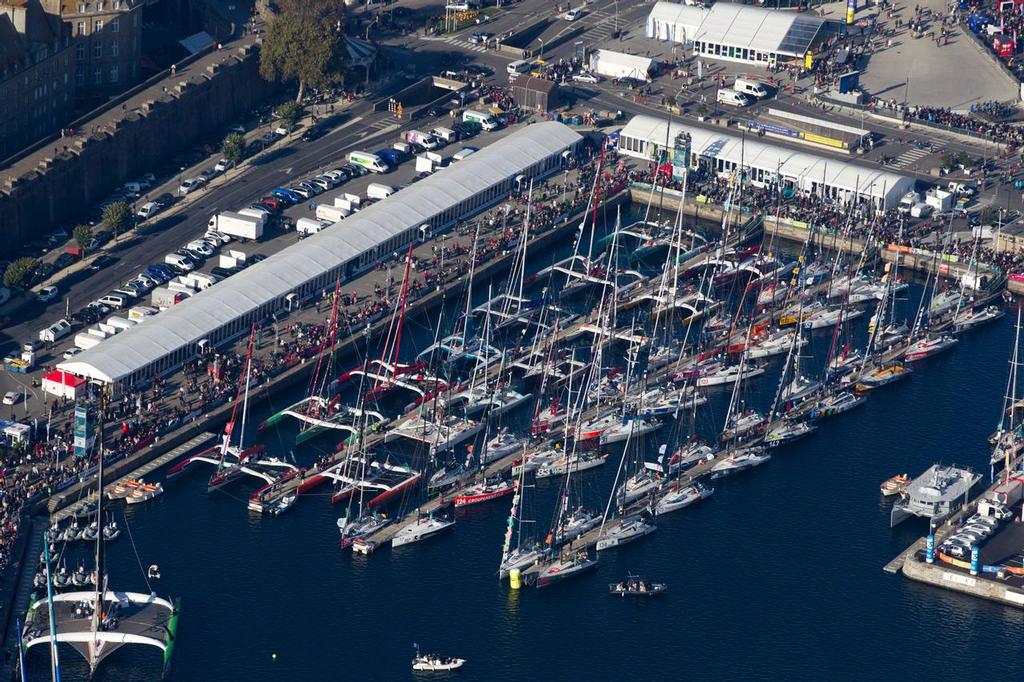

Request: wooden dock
left=51, top=431, right=218, bottom=523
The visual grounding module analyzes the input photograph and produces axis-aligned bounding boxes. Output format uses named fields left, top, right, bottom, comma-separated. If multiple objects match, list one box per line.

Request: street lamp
left=537, top=37, right=544, bottom=58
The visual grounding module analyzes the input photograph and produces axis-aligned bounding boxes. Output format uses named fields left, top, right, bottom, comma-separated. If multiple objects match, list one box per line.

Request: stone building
left=42, top=0, right=142, bottom=105
left=0, top=0, right=74, bottom=158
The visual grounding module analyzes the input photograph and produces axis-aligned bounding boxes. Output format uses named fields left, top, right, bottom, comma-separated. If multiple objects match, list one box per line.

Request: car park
left=37, top=286, right=59, bottom=303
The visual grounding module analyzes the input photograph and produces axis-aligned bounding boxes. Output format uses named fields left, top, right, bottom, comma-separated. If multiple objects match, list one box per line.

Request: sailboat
left=499, top=445, right=547, bottom=579
left=22, top=409, right=179, bottom=677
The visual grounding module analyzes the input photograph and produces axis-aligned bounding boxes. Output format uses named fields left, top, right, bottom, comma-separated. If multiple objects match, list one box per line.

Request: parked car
left=154, top=193, right=176, bottom=209
left=137, top=202, right=161, bottom=219
left=258, top=197, right=284, bottom=212
left=289, top=186, right=312, bottom=200
left=63, top=347, right=83, bottom=360
left=572, top=72, right=600, bottom=84
left=214, top=158, right=234, bottom=173
left=37, top=285, right=59, bottom=303
left=179, top=178, right=202, bottom=194
left=53, top=253, right=76, bottom=270
left=302, top=125, right=328, bottom=142
left=3, top=391, right=21, bottom=406
left=211, top=266, right=241, bottom=278
left=199, top=168, right=218, bottom=182
left=89, top=255, right=116, bottom=271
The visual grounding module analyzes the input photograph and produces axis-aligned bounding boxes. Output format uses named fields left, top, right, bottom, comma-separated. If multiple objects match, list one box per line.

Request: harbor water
left=24, top=205, right=1024, bottom=680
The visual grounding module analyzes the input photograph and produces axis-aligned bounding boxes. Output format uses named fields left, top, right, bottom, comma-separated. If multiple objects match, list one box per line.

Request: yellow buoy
left=509, top=568, right=522, bottom=590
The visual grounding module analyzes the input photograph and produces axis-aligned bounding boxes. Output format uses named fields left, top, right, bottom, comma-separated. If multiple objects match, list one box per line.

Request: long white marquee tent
left=646, top=2, right=827, bottom=65
left=59, top=122, right=583, bottom=389
left=618, top=115, right=913, bottom=209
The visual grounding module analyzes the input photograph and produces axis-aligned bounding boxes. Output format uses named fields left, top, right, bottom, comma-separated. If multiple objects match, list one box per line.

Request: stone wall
left=0, top=43, right=270, bottom=253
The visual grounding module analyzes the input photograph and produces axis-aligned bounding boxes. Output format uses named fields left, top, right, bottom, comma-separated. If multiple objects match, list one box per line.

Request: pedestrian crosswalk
left=891, top=147, right=929, bottom=169
left=439, top=36, right=489, bottom=53
left=367, top=117, right=396, bottom=130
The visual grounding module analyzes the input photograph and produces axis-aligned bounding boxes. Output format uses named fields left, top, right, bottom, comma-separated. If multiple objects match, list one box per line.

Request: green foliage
left=275, top=101, right=302, bottom=130
left=260, top=0, right=347, bottom=102
left=222, top=133, right=247, bottom=164
left=102, top=201, right=133, bottom=237
left=73, top=224, right=94, bottom=253
left=4, top=257, right=37, bottom=289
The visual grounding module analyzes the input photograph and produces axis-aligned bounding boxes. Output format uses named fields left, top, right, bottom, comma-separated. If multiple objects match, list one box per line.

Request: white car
left=2, top=391, right=20, bottom=406
left=186, top=240, right=215, bottom=257
left=205, top=230, right=232, bottom=245
left=563, top=7, right=582, bottom=20
left=214, top=158, right=235, bottom=173
left=572, top=72, right=600, bottom=84
left=37, top=285, right=59, bottom=303
left=178, top=178, right=201, bottom=195
left=63, top=347, right=82, bottom=360
left=136, top=201, right=160, bottom=220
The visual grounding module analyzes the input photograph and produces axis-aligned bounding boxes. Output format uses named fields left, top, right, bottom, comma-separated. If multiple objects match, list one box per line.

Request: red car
left=258, top=197, right=283, bottom=213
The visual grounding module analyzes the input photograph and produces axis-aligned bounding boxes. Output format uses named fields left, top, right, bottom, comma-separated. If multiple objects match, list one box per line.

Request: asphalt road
left=2, top=0, right=1013, bottom=397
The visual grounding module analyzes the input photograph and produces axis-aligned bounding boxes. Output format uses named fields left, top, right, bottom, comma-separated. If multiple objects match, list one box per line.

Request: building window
left=98, top=0, right=104, bottom=8
left=94, top=42, right=102, bottom=58
left=93, top=66, right=101, bottom=84
left=78, top=2, right=86, bottom=11
left=76, top=70, right=84, bottom=86
left=111, top=17, right=119, bottom=32
left=76, top=21, right=84, bottom=35
left=109, top=65, right=118, bottom=82
left=95, top=19, right=103, bottom=32
left=76, top=43, right=84, bottom=60
left=111, top=40, right=118, bottom=57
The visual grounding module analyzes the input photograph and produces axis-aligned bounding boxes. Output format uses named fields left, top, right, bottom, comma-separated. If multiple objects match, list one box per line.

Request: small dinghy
left=412, top=644, right=465, bottom=672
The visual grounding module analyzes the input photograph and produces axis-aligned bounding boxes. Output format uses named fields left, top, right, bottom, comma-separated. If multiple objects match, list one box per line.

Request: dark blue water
left=26, top=209, right=1024, bottom=680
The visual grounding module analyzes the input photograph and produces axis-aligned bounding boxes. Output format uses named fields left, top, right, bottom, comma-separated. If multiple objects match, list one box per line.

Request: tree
left=4, top=257, right=37, bottom=289
left=102, top=201, right=133, bottom=238
left=260, top=0, right=346, bottom=103
left=222, top=133, right=247, bottom=164
left=275, top=102, right=302, bottom=131
left=73, top=224, right=94, bottom=253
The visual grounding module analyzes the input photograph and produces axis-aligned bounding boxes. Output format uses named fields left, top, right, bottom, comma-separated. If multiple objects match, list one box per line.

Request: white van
left=165, top=253, right=195, bottom=272
left=296, top=217, right=330, bottom=236
left=97, top=293, right=129, bottom=310
left=898, top=191, right=920, bottom=213
left=136, top=202, right=160, bottom=220
left=507, top=59, right=532, bottom=75
left=716, top=89, right=751, bottom=107
left=38, top=319, right=72, bottom=343
left=733, top=77, right=770, bottom=99
left=348, top=151, right=389, bottom=173
left=910, top=202, right=933, bottom=218
left=404, top=130, right=441, bottom=150
left=367, top=183, right=396, bottom=200
left=106, top=316, right=136, bottom=332
left=432, top=127, right=458, bottom=144
left=463, top=109, right=499, bottom=131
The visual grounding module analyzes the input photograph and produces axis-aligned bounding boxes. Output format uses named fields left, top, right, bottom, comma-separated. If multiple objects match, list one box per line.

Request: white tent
left=588, top=50, right=655, bottom=81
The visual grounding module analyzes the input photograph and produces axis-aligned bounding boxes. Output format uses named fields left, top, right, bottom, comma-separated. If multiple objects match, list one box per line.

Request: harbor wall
left=902, top=555, right=1024, bottom=608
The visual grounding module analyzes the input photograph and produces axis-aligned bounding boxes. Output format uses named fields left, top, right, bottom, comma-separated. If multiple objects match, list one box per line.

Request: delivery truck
left=208, top=211, right=264, bottom=241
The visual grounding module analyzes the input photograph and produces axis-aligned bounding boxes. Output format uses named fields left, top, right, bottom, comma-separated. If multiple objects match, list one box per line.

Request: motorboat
left=903, top=335, right=958, bottom=362
left=595, top=514, right=657, bottom=551
left=814, top=391, right=866, bottom=417
left=147, top=564, right=161, bottom=580
left=764, top=419, right=817, bottom=448
left=709, top=448, right=771, bottom=479
left=101, top=520, right=121, bottom=541
left=270, top=495, right=296, bottom=515
left=536, top=452, right=608, bottom=480
left=338, top=513, right=392, bottom=549
left=644, top=441, right=714, bottom=475
left=880, top=473, right=910, bottom=497
left=124, top=481, right=163, bottom=505
left=599, top=417, right=663, bottom=445
left=391, top=513, right=455, bottom=547
left=412, top=651, right=466, bottom=672
left=453, top=480, right=515, bottom=507
left=655, top=481, right=713, bottom=515
left=890, top=464, right=981, bottom=527
left=535, top=550, right=598, bottom=588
